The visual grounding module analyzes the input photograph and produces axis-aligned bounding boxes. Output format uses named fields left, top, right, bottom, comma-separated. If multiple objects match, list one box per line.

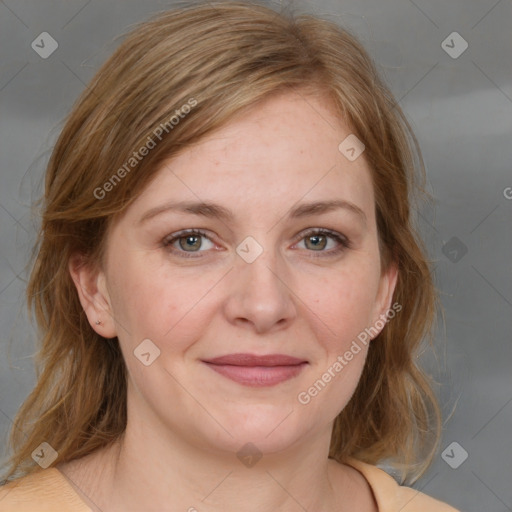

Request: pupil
left=308, top=235, right=326, bottom=250
left=180, top=235, right=200, bottom=251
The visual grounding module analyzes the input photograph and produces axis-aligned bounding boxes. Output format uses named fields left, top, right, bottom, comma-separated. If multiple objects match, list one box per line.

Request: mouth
left=201, top=353, right=309, bottom=387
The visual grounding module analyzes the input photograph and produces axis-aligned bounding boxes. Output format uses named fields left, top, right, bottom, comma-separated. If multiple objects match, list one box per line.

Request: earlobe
left=68, top=253, right=117, bottom=338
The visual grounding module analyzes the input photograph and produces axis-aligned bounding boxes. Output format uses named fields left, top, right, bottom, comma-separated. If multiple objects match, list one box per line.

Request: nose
left=223, top=241, right=297, bottom=334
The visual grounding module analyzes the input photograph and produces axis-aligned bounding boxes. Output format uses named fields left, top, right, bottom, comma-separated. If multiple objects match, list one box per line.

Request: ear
left=68, top=252, right=117, bottom=338
left=369, top=261, right=399, bottom=339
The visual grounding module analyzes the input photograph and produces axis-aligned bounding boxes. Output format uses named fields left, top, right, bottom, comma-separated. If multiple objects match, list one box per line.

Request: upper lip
left=202, top=353, right=308, bottom=367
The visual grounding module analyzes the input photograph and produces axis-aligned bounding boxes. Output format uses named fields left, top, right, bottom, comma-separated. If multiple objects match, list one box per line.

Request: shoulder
left=345, top=458, right=461, bottom=512
left=0, top=468, right=91, bottom=512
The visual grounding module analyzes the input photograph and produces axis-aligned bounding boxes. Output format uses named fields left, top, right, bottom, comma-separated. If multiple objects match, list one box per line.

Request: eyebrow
left=138, top=199, right=367, bottom=226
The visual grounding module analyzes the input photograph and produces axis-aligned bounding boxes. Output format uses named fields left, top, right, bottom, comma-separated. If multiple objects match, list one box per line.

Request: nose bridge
left=226, top=233, right=295, bottom=331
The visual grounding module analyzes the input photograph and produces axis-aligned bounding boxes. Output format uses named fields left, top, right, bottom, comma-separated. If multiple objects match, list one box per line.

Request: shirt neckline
left=51, top=458, right=392, bottom=512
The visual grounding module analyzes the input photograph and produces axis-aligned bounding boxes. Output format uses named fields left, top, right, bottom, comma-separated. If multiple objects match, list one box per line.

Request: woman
left=0, top=1, right=460, bottom=510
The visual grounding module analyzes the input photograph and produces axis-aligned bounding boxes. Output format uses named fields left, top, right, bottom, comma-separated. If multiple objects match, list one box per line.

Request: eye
left=162, top=227, right=350, bottom=259
left=162, top=229, right=216, bottom=258
left=293, top=228, right=350, bottom=257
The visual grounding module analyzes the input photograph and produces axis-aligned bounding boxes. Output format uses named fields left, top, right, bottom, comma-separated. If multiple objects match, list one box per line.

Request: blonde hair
left=2, top=0, right=442, bottom=486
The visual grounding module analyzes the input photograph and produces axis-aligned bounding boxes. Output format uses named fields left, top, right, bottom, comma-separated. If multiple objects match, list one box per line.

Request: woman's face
left=75, top=91, right=397, bottom=457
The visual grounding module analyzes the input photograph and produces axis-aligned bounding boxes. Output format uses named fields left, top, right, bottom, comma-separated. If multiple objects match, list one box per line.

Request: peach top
left=0, top=458, right=460, bottom=511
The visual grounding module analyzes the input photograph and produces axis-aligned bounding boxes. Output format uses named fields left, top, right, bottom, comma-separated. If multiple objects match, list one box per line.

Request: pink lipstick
left=202, top=353, right=308, bottom=387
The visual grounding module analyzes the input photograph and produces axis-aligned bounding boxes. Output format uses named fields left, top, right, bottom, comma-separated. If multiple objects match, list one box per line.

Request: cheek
left=109, top=257, right=217, bottom=352
left=307, top=261, right=381, bottom=351
left=298, top=267, right=377, bottom=419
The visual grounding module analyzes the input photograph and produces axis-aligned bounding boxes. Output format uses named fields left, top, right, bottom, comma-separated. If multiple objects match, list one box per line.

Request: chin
left=209, top=410, right=306, bottom=454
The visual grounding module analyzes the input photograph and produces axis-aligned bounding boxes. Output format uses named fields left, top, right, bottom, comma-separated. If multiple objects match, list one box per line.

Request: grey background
left=0, top=1, right=511, bottom=511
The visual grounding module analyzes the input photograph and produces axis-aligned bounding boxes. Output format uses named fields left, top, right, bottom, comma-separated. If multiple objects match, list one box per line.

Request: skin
left=63, top=90, right=397, bottom=512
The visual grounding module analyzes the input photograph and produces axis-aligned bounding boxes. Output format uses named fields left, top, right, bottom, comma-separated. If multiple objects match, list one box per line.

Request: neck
left=107, top=422, right=341, bottom=512
left=57, top=390, right=373, bottom=512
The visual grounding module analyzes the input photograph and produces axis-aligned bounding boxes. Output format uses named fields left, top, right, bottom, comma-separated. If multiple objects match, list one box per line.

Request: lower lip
left=203, top=362, right=308, bottom=387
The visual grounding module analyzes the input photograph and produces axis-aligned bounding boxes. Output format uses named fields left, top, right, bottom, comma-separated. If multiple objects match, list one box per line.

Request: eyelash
left=162, top=228, right=351, bottom=259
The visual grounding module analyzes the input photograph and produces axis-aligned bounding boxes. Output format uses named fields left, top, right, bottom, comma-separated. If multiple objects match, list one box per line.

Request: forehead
left=124, top=91, right=375, bottom=226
